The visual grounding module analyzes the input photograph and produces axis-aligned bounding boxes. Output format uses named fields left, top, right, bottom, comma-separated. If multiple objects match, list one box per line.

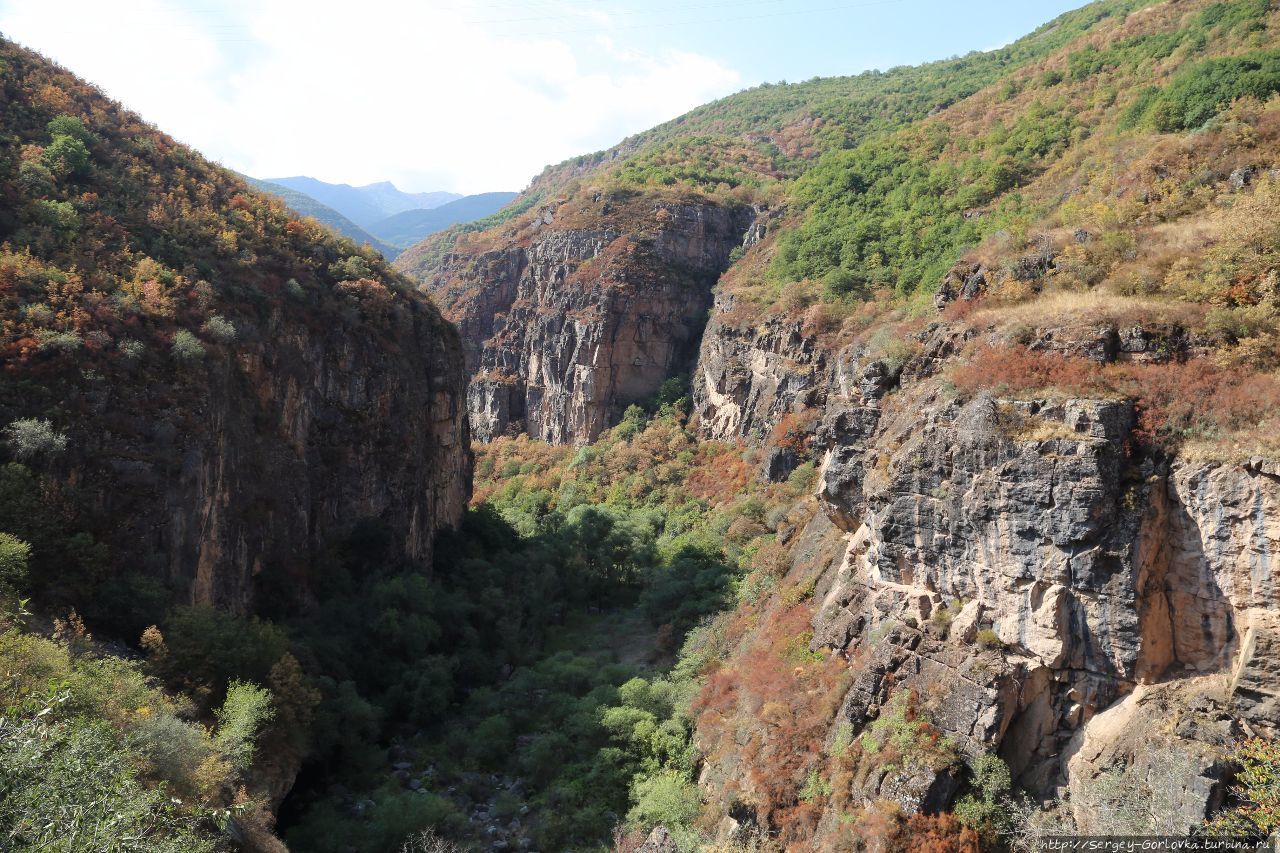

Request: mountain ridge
left=265, top=175, right=461, bottom=227
left=368, top=190, right=518, bottom=248
left=239, top=173, right=401, bottom=257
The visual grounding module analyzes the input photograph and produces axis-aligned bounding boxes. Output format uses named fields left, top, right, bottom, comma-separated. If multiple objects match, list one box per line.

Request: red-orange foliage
left=769, top=409, right=821, bottom=453
left=950, top=344, right=1280, bottom=448
left=827, top=807, right=980, bottom=853
left=894, top=813, right=981, bottom=853
left=685, top=444, right=751, bottom=503
left=949, top=344, right=1107, bottom=398
left=694, top=604, right=848, bottom=831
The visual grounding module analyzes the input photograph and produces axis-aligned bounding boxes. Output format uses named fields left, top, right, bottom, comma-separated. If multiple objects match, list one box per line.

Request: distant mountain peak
left=264, top=176, right=465, bottom=227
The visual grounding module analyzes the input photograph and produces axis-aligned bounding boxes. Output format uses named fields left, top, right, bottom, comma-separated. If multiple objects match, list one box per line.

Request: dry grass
left=1002, top=411, right=1083, bottom=443
left=963, top=289, right=1205, bottom=333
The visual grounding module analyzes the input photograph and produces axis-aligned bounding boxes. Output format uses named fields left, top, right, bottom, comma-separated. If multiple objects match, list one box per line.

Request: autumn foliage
left=950, top=344, right=1280, bottom=452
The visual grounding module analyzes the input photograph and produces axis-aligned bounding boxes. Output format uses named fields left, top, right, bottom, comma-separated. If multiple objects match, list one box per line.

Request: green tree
left=170, top=330, right=206, bottom=361
left=46, top=115, right=93, bottom=144
left=627, top=771, right=701, bottom=830
left=40, top=135, right=90, bottom=178
left=3, top=418, right=68, bottom=462
left=954, top=754, right=1015, bottom=841
left=0, top=533, right=31, bottom=591
left=214, top=680, right=275, bottom=770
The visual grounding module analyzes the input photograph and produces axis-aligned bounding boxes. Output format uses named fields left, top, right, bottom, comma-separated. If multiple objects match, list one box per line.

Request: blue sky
left=0, top=1, right=1086, bottom=192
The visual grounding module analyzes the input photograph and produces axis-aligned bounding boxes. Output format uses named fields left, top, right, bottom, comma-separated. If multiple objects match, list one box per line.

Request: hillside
left=394, top=0, right=1181, bottom=444
left=368, top=191, right=518, bottom=249
left=0, top=35, right=470, bottom=850
left=240, top=174, right=400, bottom=258
left=266, top=175, right=460, bottom=228
left=390, top=0, right=1280, bottom=848
left=5, top=1, right=1280, bottom=851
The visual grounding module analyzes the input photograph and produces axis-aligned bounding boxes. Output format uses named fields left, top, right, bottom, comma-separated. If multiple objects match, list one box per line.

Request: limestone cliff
left=403, top=194, right=754, bottom=444
left=692, top=317, right=1280, bottom=841
left=6, top=283, right=471, bottom=619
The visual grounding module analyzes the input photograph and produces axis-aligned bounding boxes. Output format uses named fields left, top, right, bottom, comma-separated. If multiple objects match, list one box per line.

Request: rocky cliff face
left=690, top=314, right=1280, bottom=839
left=408, top=197, right=753, bottom=444
left=692, top=297, right=827, bottom=444
left=31, top=295, right=470, bottom=616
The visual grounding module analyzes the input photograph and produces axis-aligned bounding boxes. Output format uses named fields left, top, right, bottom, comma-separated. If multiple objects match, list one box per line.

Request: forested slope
left=0, top=36, right=469, bottom=850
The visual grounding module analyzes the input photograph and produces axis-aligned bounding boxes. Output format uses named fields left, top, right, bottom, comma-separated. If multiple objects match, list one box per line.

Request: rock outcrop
left=407, top=197, right=753, bottom=444
left=27, top=294, right=470, bottom=616
left=692, top=298, right=827, bottom=442
left=741, top=337, right=1280, bottom=833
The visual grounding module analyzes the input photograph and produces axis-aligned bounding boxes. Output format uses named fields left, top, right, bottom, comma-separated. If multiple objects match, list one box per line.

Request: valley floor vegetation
left=5, top=383, right=1279, bottom=851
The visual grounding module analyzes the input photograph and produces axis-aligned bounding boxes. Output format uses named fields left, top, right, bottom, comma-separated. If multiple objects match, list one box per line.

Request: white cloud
left=0, top=0, right=741, bottom=192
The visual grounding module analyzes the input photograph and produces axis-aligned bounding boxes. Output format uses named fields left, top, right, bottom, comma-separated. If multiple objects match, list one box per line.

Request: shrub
left=799, top=766, right=833, bottom=802
left=859, top=690, right=958, bottom=772
left=34, top=329, right=82, bottom=351
left=627, top=771, right=701, bottom=829
left=954, top=754, right=1015, bottom=840
left=170, top=330, right=205, bottom=361
left=468, top=715, right=514, bottom=768
left=3, top=418, right=68, bottom=461
left=131, top=711, right=214, bottom=794
left=950, top=346, right=1280, bottom=451
left=214, top=680, right=275, bottom=770
left=0, top=697, right=219, bottom=851
left=0, top=532, right=31, bottom=591
left=400, top=828, right=461, bottom=853
left=200, top=314, right=236, bottom=344
left=975, top=629, right=1004, bottom=650
left=1206, top=738, right=1280, bottom=837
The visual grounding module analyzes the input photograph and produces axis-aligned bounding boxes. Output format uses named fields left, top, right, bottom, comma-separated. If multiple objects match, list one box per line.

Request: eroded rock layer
left=410, top=197, right=754, bottom=444
left=690, top=315, right=1280, bottom=837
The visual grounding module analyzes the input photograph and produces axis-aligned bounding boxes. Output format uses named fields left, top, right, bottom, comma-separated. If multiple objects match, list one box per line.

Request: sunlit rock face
left=418, top=198, right=753, bottom=444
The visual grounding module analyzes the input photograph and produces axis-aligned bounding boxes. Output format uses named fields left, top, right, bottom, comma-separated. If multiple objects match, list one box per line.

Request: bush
left=627, top=771, right=701, bottom=829
left=468, top=715, right=514, bottom=768
left=0, top=532, right=31, bottom=591
left=214, top=680, right=275, bottom=770
left=1206, top=738, right=1280, bottom=837
left=954, top=754, right=1015, bottom=840
left=400, top=828, right=461, bottom=853
left=131, top=711, right=214, bottom=794
left=3, top=418, right=68, bottom=461
left=170, top=330, right=205, bottom=361
left=976, top=629, right=1004, bottom=650
left=200, top=314, right=236, bottom=344
left=34, top=329, right=82, bottom=351
left=0, top=697, right=220, bottom=851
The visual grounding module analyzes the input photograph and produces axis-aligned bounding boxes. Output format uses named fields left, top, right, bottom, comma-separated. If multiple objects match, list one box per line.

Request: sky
left=0, top=0, right=1086, bottom=194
